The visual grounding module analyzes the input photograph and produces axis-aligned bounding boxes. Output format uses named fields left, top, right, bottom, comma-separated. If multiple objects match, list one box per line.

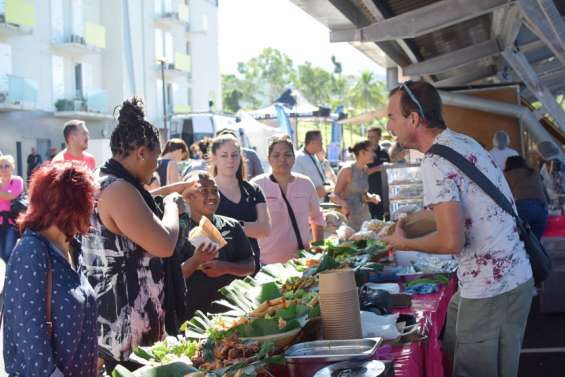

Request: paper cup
left=319, top=268, right=357, bottom=295
left=319, top=269, right=362, bottom=340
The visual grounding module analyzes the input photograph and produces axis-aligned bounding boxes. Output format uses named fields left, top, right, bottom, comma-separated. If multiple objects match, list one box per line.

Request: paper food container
left=388, top=209, right=437, bottom=238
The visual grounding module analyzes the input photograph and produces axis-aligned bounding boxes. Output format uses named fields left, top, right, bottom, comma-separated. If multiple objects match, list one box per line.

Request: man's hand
left=200, top=260, right=230, bottom=278
left=382, top=217, right=408, bottom=251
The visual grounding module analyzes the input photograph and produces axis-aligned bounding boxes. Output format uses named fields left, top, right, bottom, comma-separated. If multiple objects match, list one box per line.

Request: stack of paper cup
left=319, top=268, right=362, bottom=340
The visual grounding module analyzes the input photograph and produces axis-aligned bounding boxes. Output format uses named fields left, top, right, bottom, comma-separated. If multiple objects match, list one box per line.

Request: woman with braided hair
left=79, top=97, right=213, bottom=372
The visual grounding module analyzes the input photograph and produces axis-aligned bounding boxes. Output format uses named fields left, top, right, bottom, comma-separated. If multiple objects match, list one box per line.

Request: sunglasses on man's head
left=399, top=81, right=427, bottom=121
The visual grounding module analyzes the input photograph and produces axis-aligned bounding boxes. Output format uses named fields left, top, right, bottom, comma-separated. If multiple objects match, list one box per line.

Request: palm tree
left=348, top=70, right=385, bottom=114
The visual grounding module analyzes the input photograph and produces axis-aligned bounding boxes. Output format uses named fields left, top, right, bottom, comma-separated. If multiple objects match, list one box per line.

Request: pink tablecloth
left=376, top=275, right=458, bottom=377
left=271, top=275, right=457, bottom=377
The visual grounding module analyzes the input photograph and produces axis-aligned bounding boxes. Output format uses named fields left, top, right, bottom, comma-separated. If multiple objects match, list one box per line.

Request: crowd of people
left=0, top=81, right=562, bottom=377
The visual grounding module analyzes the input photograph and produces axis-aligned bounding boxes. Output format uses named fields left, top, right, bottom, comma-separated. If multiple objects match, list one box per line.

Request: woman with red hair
left=3, top=161, right=98, bottom=376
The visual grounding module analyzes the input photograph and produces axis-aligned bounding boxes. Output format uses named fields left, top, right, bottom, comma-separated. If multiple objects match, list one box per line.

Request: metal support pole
left=386, top=67, right=399, bottom=91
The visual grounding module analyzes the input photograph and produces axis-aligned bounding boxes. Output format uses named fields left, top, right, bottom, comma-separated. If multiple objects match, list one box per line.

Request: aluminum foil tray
left=284, top=338, right=382, bottom=363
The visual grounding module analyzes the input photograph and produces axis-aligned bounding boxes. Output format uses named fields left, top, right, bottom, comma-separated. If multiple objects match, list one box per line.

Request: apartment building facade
left=0, top=0, right=221, bottom=176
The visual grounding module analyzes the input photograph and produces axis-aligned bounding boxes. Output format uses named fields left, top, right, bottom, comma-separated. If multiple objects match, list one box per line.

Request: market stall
left=113, top=220, right=457, bottom=377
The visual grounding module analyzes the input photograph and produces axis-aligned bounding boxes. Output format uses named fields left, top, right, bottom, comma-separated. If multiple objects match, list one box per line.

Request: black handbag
left=10, top=193, right=28, bottom=218
left=428, top=144, right=551, bottom=285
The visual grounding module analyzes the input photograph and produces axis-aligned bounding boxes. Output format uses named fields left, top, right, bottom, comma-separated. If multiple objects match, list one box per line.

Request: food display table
left=379, top=275, right=457, bottom=377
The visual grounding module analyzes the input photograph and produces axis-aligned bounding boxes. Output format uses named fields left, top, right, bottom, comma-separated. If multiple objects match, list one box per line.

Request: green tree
left=296, top=62, right=332, bottom=105
left=242, top=47, right=296, bottom=103
left=222, top=74, right=243, bottom=113
left=348, top=70, right=385, bottom=113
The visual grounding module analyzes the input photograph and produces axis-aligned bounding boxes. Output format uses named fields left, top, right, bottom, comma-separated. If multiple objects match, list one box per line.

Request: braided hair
left=110, top=97, right=160, bottom=157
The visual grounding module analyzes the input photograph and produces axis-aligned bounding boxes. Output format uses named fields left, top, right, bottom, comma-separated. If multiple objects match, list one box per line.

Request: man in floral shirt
left=383, top=81, right=533, bottom=377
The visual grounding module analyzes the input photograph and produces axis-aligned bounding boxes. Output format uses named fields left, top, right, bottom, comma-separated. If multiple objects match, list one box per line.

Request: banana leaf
left=232, top=318, right=301, bottom=337
left=112, top=362, right=198, bottom=377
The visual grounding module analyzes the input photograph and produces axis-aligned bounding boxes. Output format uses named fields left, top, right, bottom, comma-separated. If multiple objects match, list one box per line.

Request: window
left=74, top=63, right=83, bottom=98
left=187, top=88, right=192, bottom=106
left=186, top=41, right=191, bottom=55
left=164, top=31, right=173, bottom=63
left=0, top=43, right=12, bottom=76
left=72, top=0, right=84, bottom=38
left=155, top=29, right=173, bottom=63
left=52, top=56, right=64, bottom=101
left=51, top=0, right=64, bottom=42
left=155, top=28, right=164, bottom=60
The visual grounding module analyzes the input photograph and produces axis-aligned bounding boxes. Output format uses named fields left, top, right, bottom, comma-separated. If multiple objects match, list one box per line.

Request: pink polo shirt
left=251, top=173, right=325, bottom=264
left=0, top=176, right=24, bottom=225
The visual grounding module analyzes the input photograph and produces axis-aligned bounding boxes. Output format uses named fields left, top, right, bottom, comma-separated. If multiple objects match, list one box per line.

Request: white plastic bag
left=360, top=311, right=401, bottom=340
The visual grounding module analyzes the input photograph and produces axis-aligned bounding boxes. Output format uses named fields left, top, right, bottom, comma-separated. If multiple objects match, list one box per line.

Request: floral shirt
left=421, top=129, right=532, bottom=299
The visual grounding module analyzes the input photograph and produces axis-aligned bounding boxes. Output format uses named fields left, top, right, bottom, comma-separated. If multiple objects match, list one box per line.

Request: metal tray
left=313, top=360, right=388, bottom=377
left=285, top=338, right=382, bottom=363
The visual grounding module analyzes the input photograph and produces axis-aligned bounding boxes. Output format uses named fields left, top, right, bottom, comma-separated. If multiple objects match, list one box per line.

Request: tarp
left=236, top=111, right=280, bottom=165
left=248, top=88, right=324, bottom=119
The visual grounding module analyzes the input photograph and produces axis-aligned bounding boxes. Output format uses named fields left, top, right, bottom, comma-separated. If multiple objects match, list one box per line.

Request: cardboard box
left=389, top=209, right=437, bottom=238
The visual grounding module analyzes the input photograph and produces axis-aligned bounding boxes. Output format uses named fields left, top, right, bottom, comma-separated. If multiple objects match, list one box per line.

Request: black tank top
left=156, top=159, right=171, bottom=186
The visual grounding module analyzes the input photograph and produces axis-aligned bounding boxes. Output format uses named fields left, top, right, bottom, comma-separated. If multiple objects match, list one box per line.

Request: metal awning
left=290, top=0, right=565, bottom=135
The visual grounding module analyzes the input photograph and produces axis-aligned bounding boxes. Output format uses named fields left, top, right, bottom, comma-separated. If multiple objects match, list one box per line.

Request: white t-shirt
left=489, top=147, right=519, bottom=170
left=292, top=149, right=326, bottom=189
left=422, top=129, right=532, bottom=299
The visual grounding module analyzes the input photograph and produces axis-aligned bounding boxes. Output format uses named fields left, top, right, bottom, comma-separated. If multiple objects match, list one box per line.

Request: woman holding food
left=331, top=140, right=381, bottom=231
left=181, top=171, right=255, bottom=319
left=251, top=135, right=324, bottom=264
left=209, top=134, right=271, bottom=271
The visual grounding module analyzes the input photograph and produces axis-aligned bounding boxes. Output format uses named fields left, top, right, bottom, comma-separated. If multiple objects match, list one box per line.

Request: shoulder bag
left=428, top=144, right=551, bottom=285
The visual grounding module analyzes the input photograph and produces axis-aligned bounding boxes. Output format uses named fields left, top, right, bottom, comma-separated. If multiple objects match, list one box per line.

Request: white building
left=0, top=0, right=221, bottom=176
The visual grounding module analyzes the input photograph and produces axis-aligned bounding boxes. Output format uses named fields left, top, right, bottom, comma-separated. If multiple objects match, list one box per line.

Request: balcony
left=157, top=52, right=191, bottom=80
left=54, top=91, right=113, bottom=120
left=0, top=74, right=37, bottom=111
left=155, top=3, right=189, bottom=29
left=50, top=23, right=106, bottom=57
left=0, top=0, right=35, bottom=38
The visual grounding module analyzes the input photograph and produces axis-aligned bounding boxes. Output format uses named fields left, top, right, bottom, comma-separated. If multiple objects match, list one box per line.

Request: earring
left=141, top=157, right=145, bottom=161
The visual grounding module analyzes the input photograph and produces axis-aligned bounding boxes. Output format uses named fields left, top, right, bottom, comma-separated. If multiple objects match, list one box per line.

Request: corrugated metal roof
left=412, top=14, right=493, bottom=59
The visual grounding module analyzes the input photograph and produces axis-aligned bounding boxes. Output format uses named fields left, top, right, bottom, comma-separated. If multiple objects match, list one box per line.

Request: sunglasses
left=196, top=187, right=219, bottom=196
left=399, top=81, right=427, bottom=121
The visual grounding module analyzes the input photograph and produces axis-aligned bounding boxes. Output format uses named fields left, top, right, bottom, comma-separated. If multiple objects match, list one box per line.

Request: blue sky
left=218, top=0, right=384, bottom=77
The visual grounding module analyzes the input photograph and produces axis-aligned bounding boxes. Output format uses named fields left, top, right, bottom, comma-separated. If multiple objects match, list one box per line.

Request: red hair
left=18, top=161, right=97, bottom=240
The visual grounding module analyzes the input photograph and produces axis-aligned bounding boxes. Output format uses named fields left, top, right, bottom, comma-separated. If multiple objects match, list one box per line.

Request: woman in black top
left=157, top=138, right=189, bottom=186
left=210, top=135, right=271, bottom=269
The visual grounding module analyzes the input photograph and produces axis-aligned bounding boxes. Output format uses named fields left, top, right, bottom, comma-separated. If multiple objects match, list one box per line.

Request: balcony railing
left=0, top=0, right=35, bottom=37
left=51, top=23, right=106, bottom=55
left=0, top=74, right=38, bottom=110
left=54, top=90, right=111, bottom=118
left=155, top=3, right=189, bottom=27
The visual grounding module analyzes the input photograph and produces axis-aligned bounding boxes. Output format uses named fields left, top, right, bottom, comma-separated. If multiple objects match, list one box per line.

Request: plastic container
left=543, top=216, right=565, bottom=237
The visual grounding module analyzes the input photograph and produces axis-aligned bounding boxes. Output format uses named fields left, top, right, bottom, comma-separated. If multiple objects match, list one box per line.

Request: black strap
left=307, top=153, right=327, bottom=184
left=269, top=175, right=305, bottom=250
left=427, top=144, right=520, bottom=221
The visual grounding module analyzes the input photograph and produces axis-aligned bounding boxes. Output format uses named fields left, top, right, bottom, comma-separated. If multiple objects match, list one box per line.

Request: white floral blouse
left=421, top=129, right=532, bottom=299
